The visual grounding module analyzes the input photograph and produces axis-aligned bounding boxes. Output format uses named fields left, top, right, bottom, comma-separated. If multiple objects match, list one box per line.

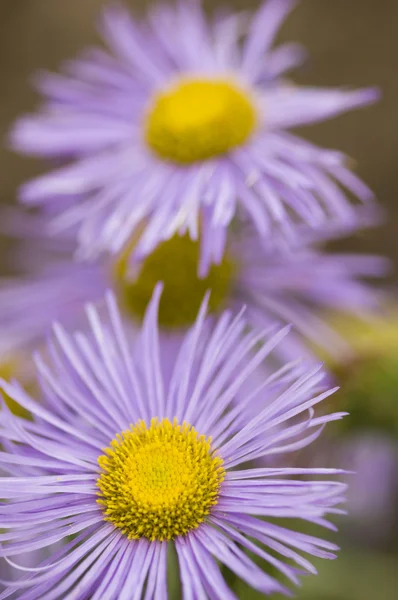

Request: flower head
left=0, top=287, right=346, bottom=598
left=0, top=210, right=386, bottom=366
left=11, top=0, right=379, bottom=273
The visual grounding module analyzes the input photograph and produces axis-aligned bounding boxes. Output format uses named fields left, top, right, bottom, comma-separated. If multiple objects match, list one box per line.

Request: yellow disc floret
left=97, top=418, right=225, bottom=541
left=114, top=234, right=235, bottom=328
left=145, top=78, right=257, bottom=164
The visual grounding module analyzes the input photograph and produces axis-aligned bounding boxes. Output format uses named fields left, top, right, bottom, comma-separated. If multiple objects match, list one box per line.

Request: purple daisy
left=0, top=210, right=386, bottom=366
left=0, top=286, right=347, bottom=598
left=11, top=0, right=379, bottom=274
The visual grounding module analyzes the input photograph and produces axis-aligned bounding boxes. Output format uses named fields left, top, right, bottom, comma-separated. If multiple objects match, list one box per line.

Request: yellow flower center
left=97, top=418, right=225, bottom=541
left=114, top=234, right=235, bottom=329
left=145, top=78, right=257, bottom=164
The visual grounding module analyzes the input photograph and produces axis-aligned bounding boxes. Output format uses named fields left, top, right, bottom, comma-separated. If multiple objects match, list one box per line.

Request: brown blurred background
left=1, top=0, right=398, bottom=269
left=0, top=2, right=398, bottom=598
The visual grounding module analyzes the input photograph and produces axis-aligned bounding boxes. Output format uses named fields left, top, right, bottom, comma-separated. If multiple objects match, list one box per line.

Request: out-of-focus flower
left=337, top=434, right=398, bottom=544
left=0, top=287, right=346, bottom=598
left=11, top=0, right=378, bottom=273
left=307, top=312, right=398, bottom=545
left=325, top=312, right=398, bottom=434
left=0, top=211, right=386, bottom=366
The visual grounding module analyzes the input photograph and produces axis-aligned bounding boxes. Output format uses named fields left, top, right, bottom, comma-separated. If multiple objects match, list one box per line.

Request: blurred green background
left=0, top=1, right=397, bottom=598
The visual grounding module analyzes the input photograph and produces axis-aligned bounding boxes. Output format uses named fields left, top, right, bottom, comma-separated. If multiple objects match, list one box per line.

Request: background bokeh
left=0, top=1, right=397, bottom=598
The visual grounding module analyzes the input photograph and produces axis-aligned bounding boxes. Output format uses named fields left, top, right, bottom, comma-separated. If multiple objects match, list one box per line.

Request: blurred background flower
left=0, top=209, right=386, bottom=377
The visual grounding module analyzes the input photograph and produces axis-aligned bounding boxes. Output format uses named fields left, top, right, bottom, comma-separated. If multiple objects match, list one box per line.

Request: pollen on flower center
left=97, top=418, right=225, bottom=541
left=145, top=78, right=257, bottom=164
left=113, top=234, right=235, bottom=328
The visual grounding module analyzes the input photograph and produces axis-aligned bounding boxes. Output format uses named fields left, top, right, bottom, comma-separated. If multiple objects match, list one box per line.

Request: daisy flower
left=11, top=0, right=379, bottom=274
left=0, top=210, right=386, bottom=365
left=0, top=286, right=347, bottom=598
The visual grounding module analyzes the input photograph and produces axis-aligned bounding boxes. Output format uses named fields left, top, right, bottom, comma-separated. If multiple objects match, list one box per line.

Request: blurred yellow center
left=145, top=78, right=257, bottom=163
left=114, top=234, right=235, bottom=328
left=97, top=418, right=225, bottom=541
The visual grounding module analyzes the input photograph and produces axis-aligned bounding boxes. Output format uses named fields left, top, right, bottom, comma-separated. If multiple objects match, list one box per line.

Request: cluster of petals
left=0, top=0, right=385, bottom=597
left=11, top=0, right=379, bottom=272
left=0, top=210, right=386, bottom=367
left=0, top=288, right=347, bottom=598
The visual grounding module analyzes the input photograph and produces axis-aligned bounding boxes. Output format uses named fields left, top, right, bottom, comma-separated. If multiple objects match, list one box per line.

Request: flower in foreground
left=0, top=210, right=386, bottom=366
left=0, top=286, right=347, bottom=598
left=11, top=0, right=378, bottom=273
